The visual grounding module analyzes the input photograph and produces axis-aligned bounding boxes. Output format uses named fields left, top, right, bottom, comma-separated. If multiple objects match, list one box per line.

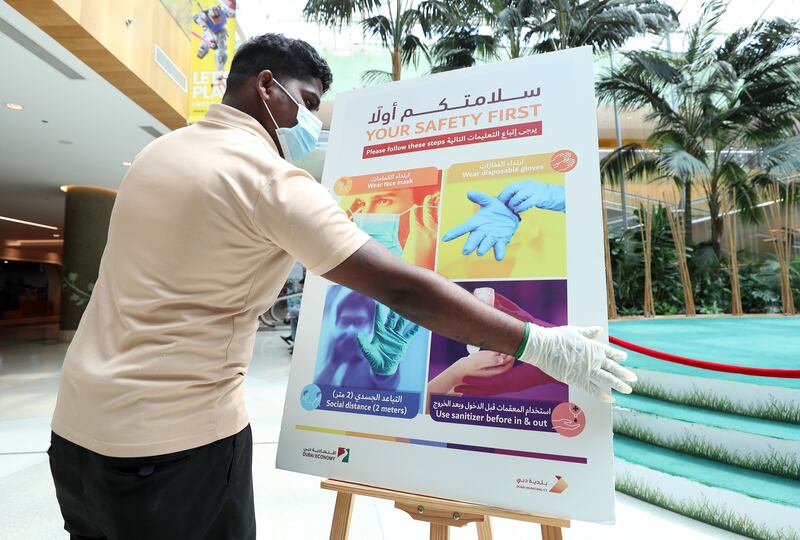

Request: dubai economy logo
left=337, top=448, right=350, bottom=463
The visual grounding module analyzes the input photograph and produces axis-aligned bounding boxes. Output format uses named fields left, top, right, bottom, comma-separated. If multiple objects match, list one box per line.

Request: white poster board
left=276, top=47, right=614, bottom=523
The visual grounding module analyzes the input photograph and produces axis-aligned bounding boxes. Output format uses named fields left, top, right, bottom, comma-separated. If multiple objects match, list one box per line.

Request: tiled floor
left=0, top=329, right=745, bottom=539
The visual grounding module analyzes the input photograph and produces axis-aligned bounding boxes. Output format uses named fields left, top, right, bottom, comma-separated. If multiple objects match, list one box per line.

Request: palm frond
left=658, top=144, right=711, bottom=182
left=430, top=28, right=498, bottom=72
left=600, top=143, right=660, bottom=185
left=761, top=135, right=800, bottom=177
left=400, top=34, right=429, bottom=67
left=302, top=0, right=381, bottom=26
left=360, top=69, right=393, bottom=85
left=361, top=14, right=392, bottom=47
left=684, top=0, right=727, bottom=66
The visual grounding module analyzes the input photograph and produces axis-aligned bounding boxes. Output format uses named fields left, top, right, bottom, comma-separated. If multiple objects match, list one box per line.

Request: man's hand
left=357, top=302, right=419, bottom=376
left=402, top=193, right=439, bottom=269
left=518, top=324, right=636, bottom=403
left=441, top=191, right=520, bottom=261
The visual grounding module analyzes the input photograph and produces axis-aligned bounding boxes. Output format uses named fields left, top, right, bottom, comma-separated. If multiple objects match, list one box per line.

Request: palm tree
left=528, top=0, right=678, bottom=53
left=430, top=0, right=677, bottom=70
left=597, top=0, right=800, bottom=252
left=302, top=0, right=452, bottom=82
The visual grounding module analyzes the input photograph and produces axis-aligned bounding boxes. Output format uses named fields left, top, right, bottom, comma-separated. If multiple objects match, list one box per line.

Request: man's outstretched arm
left=323, top=239, right=526, bottom=355
left=323, top=240, right=636, bottom=402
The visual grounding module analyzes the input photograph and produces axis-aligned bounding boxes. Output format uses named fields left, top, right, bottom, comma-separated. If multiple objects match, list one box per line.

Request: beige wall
left=10, top=0, right=190, bottom=129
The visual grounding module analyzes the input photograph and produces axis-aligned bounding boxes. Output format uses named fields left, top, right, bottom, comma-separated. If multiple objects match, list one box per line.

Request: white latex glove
left=518, top=323, right=637, bottom=403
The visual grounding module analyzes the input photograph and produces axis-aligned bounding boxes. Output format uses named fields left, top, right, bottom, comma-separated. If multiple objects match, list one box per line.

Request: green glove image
left=357, top=302, right=420, bottom=376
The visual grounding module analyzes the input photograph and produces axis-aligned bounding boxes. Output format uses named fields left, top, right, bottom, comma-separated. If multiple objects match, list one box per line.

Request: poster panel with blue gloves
left=277, top=47, right=615, bottom=523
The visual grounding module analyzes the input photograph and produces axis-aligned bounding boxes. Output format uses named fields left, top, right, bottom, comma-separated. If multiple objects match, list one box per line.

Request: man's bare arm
left=323, top=240, right=526, bottom=355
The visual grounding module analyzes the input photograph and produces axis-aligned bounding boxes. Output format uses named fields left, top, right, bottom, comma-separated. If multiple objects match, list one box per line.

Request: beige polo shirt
left=52, top=104, right=369, bottom=457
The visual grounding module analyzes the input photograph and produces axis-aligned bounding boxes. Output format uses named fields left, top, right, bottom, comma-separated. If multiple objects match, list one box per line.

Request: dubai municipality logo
left=337, top=448, right=350, bottom=463
left=549, top=475, right=568, bottom=493
left=516, top=475, right=568, bottom=493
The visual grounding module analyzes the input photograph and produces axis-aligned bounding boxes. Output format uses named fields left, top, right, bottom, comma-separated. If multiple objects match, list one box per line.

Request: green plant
left=689, top=241, right=731, bottom=314
left=739, top=257, right=800, bottom=313
left=598, top=1, right=800, bottom=253
left=62, top=271, right=94, bottom=308
left=608, top=205, right=685, bottom=315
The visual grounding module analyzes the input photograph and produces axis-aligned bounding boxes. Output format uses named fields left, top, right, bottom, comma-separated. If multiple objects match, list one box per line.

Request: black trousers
left=48, top=425, right=255, bottom=540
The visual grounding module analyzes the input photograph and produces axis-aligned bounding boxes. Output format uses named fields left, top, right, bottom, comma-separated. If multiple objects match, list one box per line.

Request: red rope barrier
left=608, top=336, right=800, bottom=378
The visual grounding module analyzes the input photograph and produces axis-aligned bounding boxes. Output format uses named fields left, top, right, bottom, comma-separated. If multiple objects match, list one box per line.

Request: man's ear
left=256, top=70, right=274, bottom=102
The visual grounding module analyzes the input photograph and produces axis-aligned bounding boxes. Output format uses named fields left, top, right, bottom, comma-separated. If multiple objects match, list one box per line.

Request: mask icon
left=353, top=213, right=403, bottom=256
left=263, top=79, right=322, bottom=164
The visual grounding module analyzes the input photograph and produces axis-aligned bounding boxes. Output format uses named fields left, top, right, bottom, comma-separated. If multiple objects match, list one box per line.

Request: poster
left=187, top=0, right=237, bottom=123
left=277, top=47, right=614, bottom=523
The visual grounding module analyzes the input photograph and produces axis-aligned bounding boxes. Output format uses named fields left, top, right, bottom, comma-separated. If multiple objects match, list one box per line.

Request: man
left=48, top=34, right=635, bottom=539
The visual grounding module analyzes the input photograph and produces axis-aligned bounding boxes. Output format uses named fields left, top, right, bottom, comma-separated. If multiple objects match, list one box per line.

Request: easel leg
left=430, top=523, right=450, bottom=540
left=329, top=492, right=354, bottom=540
left=476, top=516, right=493, bottom=540
left=541, top=524, right=563, bottom=540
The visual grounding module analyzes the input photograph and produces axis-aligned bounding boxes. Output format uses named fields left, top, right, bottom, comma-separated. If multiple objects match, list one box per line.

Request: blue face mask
left=263, top=79, right=322, bottom=164
left=353, top=213, right=403, bottom=256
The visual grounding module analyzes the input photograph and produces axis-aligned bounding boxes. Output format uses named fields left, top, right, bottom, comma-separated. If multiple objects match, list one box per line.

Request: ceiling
left=0, top=1, right=169, bottom=249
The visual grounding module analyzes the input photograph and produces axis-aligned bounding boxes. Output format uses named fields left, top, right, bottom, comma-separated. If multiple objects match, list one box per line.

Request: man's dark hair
left=227, top=33, right=332, bottom=93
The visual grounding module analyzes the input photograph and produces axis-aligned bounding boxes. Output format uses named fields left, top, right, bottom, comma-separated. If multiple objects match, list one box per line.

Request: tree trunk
left=509, top=30, right=518, bottom=58
left=712, top=211, right=723, bottom=258
left=709, top=191, right=722, bottom=258
left=683, top=181, right=693, bottom=245
left=391, top=49, right=401, bottom=81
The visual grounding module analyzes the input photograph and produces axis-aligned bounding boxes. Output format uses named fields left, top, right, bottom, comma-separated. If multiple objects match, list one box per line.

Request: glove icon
left=357, top=302, right=420, bottom=376
left=441, top=190, right=520, bottom=261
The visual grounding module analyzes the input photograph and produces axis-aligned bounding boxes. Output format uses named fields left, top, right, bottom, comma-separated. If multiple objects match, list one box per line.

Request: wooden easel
left=323, top=479, right=569, bottom=540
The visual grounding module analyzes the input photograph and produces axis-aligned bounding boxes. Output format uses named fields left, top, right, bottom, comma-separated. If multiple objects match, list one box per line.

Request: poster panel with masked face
left=188, top=0, right=237, bottom=123
left=277, top=47, right=615, bottom=523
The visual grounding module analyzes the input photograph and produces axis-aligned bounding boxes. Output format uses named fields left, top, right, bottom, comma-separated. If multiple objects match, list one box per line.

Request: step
left=609, top=318, right=800, bottom=423
left=609, top=317, right=800, bottom=391
left=614, top=436, right=800, bottom=539
left=629, top=368, right=800, bottom=424
left=613, top=393, right=800, bottom=478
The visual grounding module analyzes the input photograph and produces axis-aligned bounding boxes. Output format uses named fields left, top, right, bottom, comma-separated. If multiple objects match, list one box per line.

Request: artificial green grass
left=614, top=416, right=800, bottom=479
left=615, top=393, right=800, bottom=440
left=616, top=473, right=800, bottom=540
left=630, top=379, right=800, bottom=424
left=615, top=436, right=800, bottom=508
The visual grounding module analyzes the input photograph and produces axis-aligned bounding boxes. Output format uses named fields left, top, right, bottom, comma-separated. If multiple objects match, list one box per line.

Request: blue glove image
left=441, top=190, right=520, bottom=261
left=357, top=302, right=420, bottom=376
left=497, top=180, right=566, bottom=213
